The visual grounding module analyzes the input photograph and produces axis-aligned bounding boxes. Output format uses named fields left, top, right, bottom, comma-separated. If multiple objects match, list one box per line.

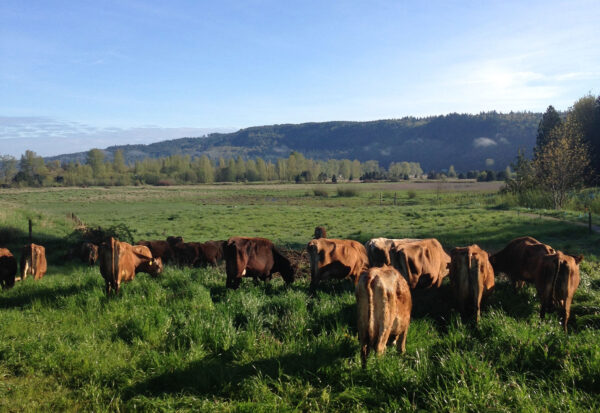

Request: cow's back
left=308, top=238, right=368, bottom=285
left=391, top=238, right=449, bottom=289
left=366, top=238, right=421, bottom=267
left=490, top=236, right=555, bottom=283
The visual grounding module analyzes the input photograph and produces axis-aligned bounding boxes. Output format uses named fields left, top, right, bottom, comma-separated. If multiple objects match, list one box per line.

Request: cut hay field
left=0, top=182, right=599, bottom=411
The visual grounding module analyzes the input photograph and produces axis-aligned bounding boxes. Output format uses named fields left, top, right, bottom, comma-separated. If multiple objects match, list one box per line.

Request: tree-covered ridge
left=45, top=112, right=541, bottom=172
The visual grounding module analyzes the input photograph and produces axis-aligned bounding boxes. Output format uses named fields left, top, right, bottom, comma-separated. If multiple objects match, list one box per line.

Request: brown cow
left=490, top=237, right=582, bottom=331
left=80, top=242, right=99, bottom=266
left=389, top=238, right=450, bottom=289
left=307, top=238, right=369, bottom=287
left=534, top=251, right=582, bottom=331
left=313, top=226, right=327, bottom=239
left=136, top=240, right=175, bottom=264
left=0, top=248, right=18, bottom=290
left=196, top=240, right=226, bottom=267
left=20, top=243, right=47, bottom=280
left=489, top=236, right=556, bottom=289
left=171, top=241, right=199, bottom=267
left=356, top=265, right=412, bottom=368
left=365, top=237, right=421, bottom=267
left=99, top=237, right=163, bottom=295
left=224, top=237, right=295, bottom=289
left=449, top=245, right=495, bottom=322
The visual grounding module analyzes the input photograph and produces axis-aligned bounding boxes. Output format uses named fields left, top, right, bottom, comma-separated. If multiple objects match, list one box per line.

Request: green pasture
left=0, top=183, right=599, bottom=411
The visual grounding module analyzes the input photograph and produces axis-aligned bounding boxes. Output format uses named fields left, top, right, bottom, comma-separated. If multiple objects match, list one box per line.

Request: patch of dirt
left=282, top=248, right=310, bottom=278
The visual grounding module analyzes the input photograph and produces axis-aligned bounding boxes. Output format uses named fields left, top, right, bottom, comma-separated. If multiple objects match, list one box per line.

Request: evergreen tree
left=535, top=105, right=562, bottom=157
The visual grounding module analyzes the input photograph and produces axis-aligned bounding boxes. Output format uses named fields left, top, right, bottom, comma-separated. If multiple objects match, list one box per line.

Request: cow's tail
left=398, top=249, right=414, bottom=289
left=469, top=253, right=481, bottom=321
left=112, top=238, right=119, bottom=290
left=357, top=272, right=375, bottom=350
left=551, top=257, right=568, bottom=309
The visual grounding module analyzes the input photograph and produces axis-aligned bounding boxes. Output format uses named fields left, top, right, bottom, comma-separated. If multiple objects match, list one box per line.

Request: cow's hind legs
left=360, top=344, right=369, bottom=369
left=395, top=330, right=408, bottom=354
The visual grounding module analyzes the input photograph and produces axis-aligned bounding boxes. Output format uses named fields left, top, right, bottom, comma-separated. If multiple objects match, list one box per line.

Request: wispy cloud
left=0, top=117, right=236, bottom=157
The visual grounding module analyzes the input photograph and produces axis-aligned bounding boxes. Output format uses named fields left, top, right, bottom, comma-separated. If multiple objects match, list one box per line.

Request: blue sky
left=1, top=0, right=599, bottom=156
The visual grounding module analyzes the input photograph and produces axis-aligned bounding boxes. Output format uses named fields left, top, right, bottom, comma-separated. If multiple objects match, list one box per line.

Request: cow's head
left=313, top=226, right=327, bottom=239
left=146, top=257, right=163, bottom=277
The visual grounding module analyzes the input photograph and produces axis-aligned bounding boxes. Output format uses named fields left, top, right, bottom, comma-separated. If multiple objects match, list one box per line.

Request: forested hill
left=48, top=112, right=541, bottom=171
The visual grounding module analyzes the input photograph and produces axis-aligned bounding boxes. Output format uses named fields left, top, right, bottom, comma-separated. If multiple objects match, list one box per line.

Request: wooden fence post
left=28, top=219, right=32, bottom=243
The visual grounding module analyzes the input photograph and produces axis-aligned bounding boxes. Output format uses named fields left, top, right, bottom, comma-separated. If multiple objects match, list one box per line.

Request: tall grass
left=0, top=184, right=599, bottom=410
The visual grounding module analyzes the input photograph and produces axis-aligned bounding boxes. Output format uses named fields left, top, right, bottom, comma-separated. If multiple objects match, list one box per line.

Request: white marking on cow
left=242, top=269, right=246, bottom=276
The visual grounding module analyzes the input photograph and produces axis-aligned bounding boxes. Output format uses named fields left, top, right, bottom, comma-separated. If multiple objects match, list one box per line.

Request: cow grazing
left=99, top=237, right=163, bottom=295
left=491, top=237, right=582, bottom=331
left=313, top=226, right=327, bottom=239
left=166, top=236, right=184, bottom=247
left=196, top=240, right=226, bottom=267
left=365, top=237, right=421, bottom=267
left=534, top=251, right=582, bottom=331
left=0, top=248, right=18, bottom=290
left=307, top=238, right=369, bottom=287
left=224, top=237, right=295, bottom=289
left=389, top=238, right=450, bottom=289
left=20, top=243, right=47, bottom=281
left=80, top=242, right=99, bottom=266
left=489, top=236, right=556, bottom=290
left=449, top=245, right=495, bottom=322
left=356, top=265, right=412, bottom=368
left=136, top=240, right=175, bottom=264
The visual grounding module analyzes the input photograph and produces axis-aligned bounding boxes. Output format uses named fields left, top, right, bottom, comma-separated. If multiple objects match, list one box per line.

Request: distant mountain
left=46, top=112, right=541, bottom=171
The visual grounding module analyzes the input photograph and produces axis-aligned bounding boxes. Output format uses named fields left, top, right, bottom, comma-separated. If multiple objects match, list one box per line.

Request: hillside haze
left=47, top=112, right=541, bottom=171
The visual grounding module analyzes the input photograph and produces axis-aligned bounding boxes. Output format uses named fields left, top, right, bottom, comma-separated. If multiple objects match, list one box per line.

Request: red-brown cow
left=197, top=240, right=226, bottom=267
left=224, top=237, right=295, bottom=289
left=356, top=265, right=412, bottom=368
left=389, top=238, right=450, bottom=289
left=99, top=237, right=163, bottom=295
left=449, top=245, right=495, bottom=322
left=80, top=242, right=99, bottom=266
left=489, top=236, right=556, bottom=290
left=307, top=238, right=369, bottom=287
left=136, top=240, right=175, bottom=264
left=0, top=248, right=18, bottom=290
left=20, top=243, right=47, bottom=280
left=313, top=226, right=327, bottom=239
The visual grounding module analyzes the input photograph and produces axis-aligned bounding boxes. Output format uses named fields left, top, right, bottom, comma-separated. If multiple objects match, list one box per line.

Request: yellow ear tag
left=149, top=261, right=153, bottom=266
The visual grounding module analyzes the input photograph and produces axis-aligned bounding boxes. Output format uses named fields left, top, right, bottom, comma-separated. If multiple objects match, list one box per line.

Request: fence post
left=394, top=192, right=397, bottom=206
left=380, top=192, right=382, bottom=206
left=28, top=219, right=32, bottom=243
left=589, top=210, right=592, bottom=234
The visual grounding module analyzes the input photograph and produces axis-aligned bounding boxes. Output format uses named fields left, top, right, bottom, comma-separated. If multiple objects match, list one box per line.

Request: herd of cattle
left=0, top=225, right=584, bottom=367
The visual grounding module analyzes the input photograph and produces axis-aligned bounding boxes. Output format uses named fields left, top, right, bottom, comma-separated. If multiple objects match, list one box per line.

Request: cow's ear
left=575, top=254, right=584, bottom=264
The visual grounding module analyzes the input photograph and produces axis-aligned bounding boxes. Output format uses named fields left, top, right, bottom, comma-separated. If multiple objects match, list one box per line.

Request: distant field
left=0, top=183, right=599, bottom=411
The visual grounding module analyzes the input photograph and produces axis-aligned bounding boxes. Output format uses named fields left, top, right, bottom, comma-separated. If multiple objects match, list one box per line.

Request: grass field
left=1, top=182, right=599, bottom=411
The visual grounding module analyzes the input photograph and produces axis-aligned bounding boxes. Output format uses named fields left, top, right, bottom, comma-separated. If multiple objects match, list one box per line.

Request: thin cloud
left=0, top=117, right=235, bottom=157
left=473, top=137, right=497, bottom=148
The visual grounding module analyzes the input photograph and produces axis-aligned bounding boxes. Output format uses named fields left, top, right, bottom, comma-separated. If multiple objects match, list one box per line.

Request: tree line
left=0, top=150, right=428, bottom=187
left=504, top=93, right=600, bottom=209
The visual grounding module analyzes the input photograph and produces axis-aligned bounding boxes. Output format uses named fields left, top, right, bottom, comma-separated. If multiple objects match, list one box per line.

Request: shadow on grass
left=0, top=276, right=99, bottom=309
left=123, top=341, right=354, bottom=400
